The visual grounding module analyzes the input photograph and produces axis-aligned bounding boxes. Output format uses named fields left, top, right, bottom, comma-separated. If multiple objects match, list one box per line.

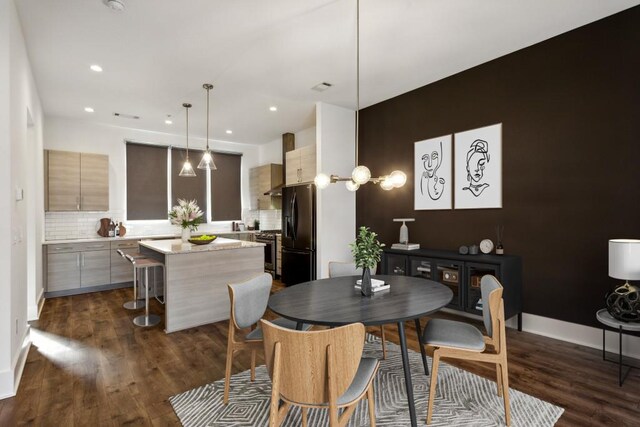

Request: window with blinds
left=126, top=143, right=168, bottom=220
left=210, top=152, right=242, bottom=221
left=126, top=142, right=242, bottom=222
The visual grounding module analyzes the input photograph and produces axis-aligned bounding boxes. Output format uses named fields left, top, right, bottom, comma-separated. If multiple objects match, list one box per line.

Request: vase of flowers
left=169, top=199, right=204, bottom=242
left=350, top=226, right=385, bottom=297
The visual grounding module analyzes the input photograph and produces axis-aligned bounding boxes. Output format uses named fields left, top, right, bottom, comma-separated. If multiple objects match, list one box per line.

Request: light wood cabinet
left=249, top=163, right=282, bottom=210
left=45, top=149, right=109, bottom=211
left=47, top=252, right=81, bottom=291
left=285, top=145, right=316, bottom=186
left=47, top=150, right=81, bottom=211
left=45, top=240, right=130, bottom=295
left=80, top=153, right=109, bottom=211
left=80, top=250, right=111, bottom=287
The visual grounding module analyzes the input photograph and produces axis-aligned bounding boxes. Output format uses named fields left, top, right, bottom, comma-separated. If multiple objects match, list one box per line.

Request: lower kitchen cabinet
left=47, top=252, right=81, bottom=292
left=44, top=239, right=139, bottom=297
left=80, top=250, right=111, bottom=287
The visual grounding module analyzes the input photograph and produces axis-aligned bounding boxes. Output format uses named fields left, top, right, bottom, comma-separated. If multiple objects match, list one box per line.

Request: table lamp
left=607, top=239, right=640, bottom=321
left=609, top=239, right=640, bottom=285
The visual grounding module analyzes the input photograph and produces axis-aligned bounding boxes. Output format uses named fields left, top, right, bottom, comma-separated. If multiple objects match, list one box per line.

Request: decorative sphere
left=606, top=283, right=640, bottom=322
left=345, top=180, right=360, bottom=191
left=351, top=165, right=371, bottom=185
left=389, top=170, right=407, bottom=188
left=314, top=173, right=331, bottom=189
left=380, top=178, right=394, bottom=191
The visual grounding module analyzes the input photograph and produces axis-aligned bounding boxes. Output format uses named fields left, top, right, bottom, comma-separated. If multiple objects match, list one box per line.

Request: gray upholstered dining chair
left=224, top=273, right=312, bottom=404
left=328, top=261, right=387, bottom=359
left=422, top=274, right=511, bottom=425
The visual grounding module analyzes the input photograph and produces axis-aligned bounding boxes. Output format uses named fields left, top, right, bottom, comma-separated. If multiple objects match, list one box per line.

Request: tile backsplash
left=44, top=209, right=282, bottom=240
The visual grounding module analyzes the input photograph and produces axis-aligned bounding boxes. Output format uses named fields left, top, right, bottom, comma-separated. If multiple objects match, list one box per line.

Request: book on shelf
left=391, top=243, right=420, bottom=250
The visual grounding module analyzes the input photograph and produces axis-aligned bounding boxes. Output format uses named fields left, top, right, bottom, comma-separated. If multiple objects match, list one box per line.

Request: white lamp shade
left=609, top=239, right=640, bottom=280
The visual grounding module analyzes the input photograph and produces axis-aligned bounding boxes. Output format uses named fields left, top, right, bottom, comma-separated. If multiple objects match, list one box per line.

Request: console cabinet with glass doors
left=382, top=248, right=523, bottom=330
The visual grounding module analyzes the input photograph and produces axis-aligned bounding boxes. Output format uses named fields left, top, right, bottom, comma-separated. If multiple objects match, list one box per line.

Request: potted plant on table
left=350, top=226, right=385, bottom=296
left=169, top=199, right=204, bottom=242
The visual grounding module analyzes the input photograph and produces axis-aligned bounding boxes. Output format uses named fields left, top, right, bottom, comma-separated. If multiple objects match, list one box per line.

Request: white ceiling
left=16, top=0, right=640, bottom=145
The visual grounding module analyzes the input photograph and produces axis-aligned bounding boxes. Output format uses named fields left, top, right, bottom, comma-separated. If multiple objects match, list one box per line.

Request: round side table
left=596, top=309, right=640, bottom=386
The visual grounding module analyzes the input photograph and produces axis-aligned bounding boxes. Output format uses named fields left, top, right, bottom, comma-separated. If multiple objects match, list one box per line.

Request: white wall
left=315, top=102, right=356, bottom=278
left=0, top=0, right=44, bottom=399
left=44, top=116, right=262, bottom=227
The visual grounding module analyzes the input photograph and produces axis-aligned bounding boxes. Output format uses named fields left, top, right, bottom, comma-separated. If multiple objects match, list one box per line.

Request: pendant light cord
left=185, top=104, right=190, bottom=160
left=206, top=86, right=210, bottom=150
left=355, top=0, right=360, bottom=165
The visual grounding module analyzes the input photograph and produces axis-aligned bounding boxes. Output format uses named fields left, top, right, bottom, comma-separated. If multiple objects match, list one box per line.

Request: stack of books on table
left=355, top=278, right=390, bottom=292
left=391, top=243, right=420, bottom=250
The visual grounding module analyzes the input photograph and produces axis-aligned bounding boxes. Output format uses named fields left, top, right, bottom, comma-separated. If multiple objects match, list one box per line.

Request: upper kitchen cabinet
left=285, top=145, right=316, bottom=186
left=250, top=163, right=283, bottom=210
left=45, top=149, right=109, bottom=211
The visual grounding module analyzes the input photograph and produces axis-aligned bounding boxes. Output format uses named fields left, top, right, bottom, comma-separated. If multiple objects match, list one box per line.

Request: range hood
left=264, top=183, right=284, bottom=196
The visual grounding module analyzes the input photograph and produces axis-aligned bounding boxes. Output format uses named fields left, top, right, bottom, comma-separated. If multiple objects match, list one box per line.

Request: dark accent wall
left=356, top=7, right=640, bottom=328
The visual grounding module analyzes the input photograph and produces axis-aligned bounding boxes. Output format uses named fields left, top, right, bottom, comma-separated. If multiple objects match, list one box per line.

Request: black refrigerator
left=281, top=185, right=316, bottom=286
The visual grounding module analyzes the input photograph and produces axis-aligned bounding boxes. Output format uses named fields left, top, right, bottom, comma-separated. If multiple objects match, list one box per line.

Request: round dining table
left=268, top=274, right=453, bottom=427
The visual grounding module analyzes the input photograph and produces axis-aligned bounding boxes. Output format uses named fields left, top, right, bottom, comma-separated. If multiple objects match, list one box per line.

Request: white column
left=315, top=102, right=356, bottom=279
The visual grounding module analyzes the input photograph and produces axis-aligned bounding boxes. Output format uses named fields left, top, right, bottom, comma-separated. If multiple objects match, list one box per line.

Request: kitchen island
left=139, top=237, right=264, bottom=333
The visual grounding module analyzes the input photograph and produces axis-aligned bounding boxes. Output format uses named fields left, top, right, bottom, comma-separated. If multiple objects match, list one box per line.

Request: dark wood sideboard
left=382, top=248, right=523, bottom=331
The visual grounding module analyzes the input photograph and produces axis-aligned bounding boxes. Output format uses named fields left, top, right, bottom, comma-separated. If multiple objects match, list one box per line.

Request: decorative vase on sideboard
left=182, top=228, right=191, bottom=243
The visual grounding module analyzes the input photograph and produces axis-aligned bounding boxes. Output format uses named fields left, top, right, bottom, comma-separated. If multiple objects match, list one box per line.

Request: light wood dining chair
left=328, top=261, right=387, bottom=359
left=422, top=275, right=511, bottom=425
left=261, top=319, right=379, bottom=427
left=224, top=273, right=311, bottom=405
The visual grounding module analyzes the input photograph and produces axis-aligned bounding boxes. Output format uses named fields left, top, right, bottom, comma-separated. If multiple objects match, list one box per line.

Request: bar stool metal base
left=133, top=314, right=161, bottom=327
left=123, top=299, right=146, bottom=310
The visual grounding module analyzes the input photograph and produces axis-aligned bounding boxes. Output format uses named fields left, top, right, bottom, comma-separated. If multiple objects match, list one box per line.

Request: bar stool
left=118, top=249, right=146, bottom=310
left=126, top=254, right=165, bottom=327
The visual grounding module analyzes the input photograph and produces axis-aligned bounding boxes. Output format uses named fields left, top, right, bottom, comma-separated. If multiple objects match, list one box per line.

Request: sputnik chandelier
left=314, top=0, right=406, bottom=191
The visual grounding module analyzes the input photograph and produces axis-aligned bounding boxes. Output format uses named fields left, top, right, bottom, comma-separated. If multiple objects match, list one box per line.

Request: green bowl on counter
left=188, top=235, right=217, bottom=245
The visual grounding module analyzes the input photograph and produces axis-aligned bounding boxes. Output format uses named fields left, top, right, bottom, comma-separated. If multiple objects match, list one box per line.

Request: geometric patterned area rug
left=170, top=334, right=564, bottom=426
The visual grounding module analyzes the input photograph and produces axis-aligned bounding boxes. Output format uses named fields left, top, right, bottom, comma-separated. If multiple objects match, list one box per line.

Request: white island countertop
left=139, top=237, right=264, bottom=255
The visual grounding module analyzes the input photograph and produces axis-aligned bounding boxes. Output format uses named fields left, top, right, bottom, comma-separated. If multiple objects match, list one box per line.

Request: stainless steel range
left=255, top=230, right=280, bottom=277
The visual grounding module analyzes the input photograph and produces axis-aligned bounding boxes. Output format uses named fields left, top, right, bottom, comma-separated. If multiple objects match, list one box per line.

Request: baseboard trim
left=28, top=288, right=45, bottom=321
left=0, top=327, right=31, bottom=400
left=441, top=309, right=640, bottom=360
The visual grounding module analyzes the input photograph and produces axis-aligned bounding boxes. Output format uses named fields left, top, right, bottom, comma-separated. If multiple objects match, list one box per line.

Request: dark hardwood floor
left=0, top=282, right=639, bottom=426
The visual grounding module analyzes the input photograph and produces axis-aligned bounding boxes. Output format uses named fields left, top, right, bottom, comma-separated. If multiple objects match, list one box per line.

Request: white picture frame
left=414, top=135, right=452, bottom=210
left=454, top=123, right=502, bottom=209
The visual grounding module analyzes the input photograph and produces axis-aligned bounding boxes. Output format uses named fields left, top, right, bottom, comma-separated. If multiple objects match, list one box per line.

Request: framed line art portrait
left=454, top=123, right=502, bottom=209
left=414, top=134, right=452, bottom=210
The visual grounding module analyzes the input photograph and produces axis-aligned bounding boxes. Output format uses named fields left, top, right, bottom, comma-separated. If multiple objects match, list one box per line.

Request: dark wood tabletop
left=268, top=274, right=453, bottom=327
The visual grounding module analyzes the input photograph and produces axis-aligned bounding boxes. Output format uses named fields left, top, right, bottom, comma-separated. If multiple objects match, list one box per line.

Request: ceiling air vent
left=312, top=82, right=332, bottom=92
left=113, top=112, right=140, bottom=120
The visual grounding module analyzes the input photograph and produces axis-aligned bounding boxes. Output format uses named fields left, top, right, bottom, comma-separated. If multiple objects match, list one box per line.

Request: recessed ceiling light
left=84, top=107, right=94, bottom=113
left=226, top=130, right=233, bottom=134
left=90, top=64, right=103, bottom=72
left=269, top=106, right=278, bottom=112
left=103, top=0, right=125, bottom=12
left=165, top=119, right=173, bottom=125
